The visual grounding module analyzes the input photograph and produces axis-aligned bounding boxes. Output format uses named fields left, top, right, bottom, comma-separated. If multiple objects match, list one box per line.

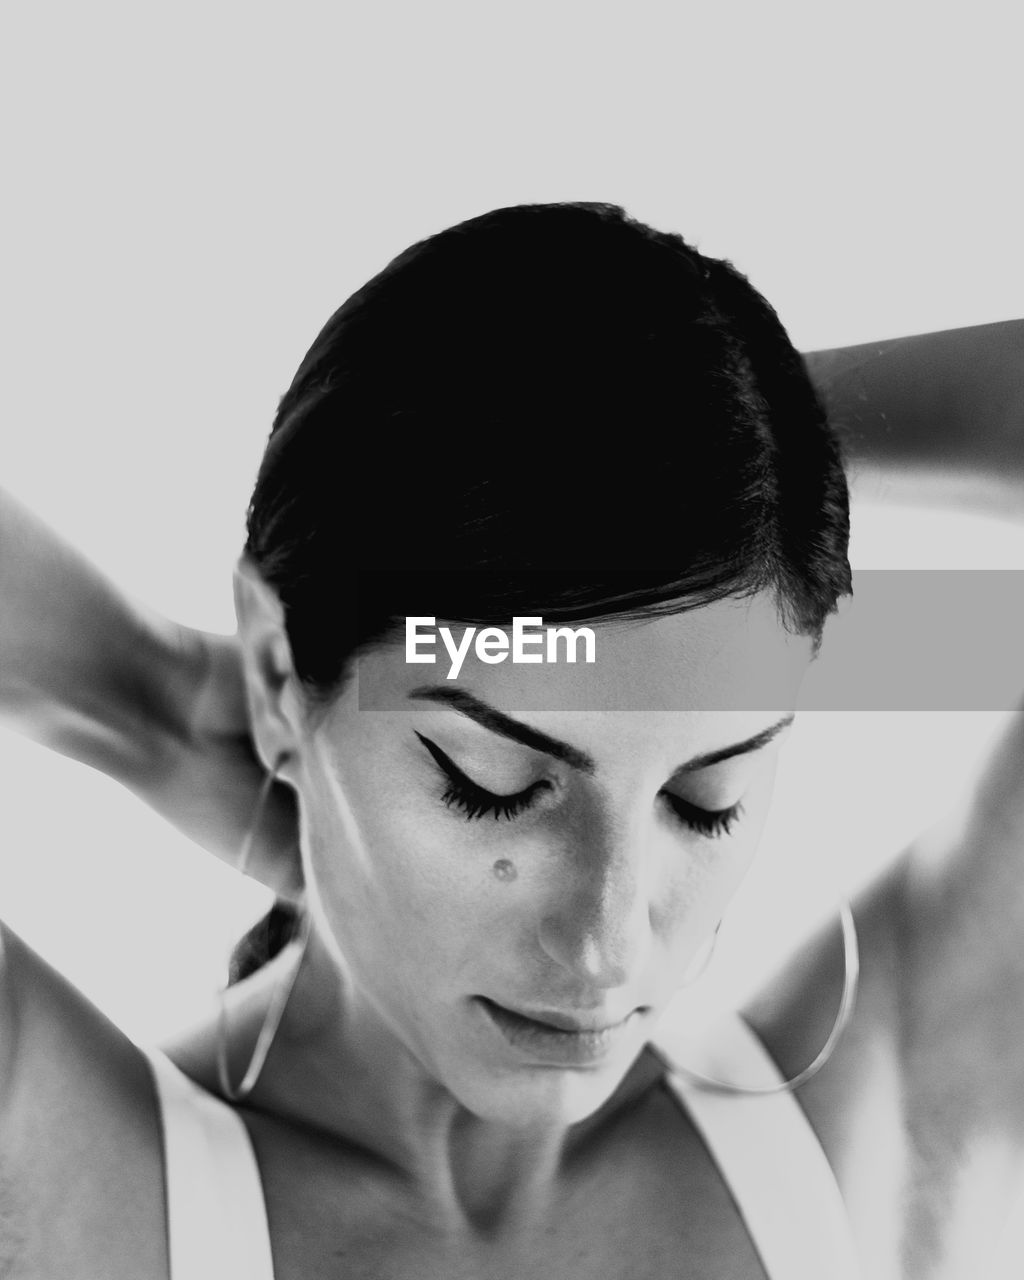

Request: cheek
left=716, top=763, right=779, bottom=893
left=297, top=753, right=507, bottom=982
left=655, top=765, right=779, bottom=960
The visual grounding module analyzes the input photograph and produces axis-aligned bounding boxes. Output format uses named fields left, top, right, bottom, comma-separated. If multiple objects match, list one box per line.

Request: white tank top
left=142, top=1012, right=863, bottom=1279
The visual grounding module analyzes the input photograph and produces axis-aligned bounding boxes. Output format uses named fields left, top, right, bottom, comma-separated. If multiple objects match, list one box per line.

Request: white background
left=1, top=0, right=1023, bottom=1265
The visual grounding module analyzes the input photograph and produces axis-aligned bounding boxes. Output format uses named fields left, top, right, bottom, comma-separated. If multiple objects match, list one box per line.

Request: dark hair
left=228, top=201, right=852, bottom=983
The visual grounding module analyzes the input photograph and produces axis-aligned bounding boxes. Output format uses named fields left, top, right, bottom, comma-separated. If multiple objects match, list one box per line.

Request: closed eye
left=416, top=732, right=744, bottom=837
left=415, top=732, right=548, bottom=821
left=661, top=793, right=744, bottom=839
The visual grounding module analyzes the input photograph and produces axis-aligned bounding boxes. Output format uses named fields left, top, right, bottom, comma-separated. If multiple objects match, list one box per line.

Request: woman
left=1, top=201, right=1022, bottom=1279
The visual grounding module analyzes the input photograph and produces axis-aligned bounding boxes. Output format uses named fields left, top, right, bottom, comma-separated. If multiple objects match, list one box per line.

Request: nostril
left=536, top=846, right=654, bottom=984
left=537, top=910, right=647, bottom=990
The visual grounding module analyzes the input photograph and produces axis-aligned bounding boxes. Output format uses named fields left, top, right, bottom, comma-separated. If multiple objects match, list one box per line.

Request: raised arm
left=805, top=317, right=1024, bottom=515
left=783, top=321, right=1024, bottom=1268
left=0, top=486, right=301, bottom=901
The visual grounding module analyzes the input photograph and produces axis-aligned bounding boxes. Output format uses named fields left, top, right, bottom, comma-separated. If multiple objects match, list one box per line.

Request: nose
left=536, top=814, right=654, bottom=991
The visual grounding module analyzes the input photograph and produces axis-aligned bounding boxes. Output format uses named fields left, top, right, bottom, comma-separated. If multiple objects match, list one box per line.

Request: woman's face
left=291, top=593, right=813, bottom=1126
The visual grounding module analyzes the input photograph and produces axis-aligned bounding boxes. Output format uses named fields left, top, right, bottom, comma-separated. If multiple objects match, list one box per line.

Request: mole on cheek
left=492, top=858, right=517, bottom=882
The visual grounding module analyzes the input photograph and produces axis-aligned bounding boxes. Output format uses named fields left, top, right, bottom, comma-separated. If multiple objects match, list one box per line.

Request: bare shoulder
left=0, top=918, right=167, bottom=1278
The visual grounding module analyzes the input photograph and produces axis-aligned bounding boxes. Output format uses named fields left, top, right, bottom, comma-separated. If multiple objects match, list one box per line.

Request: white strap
left=143, top=1046, right=275, bottom=1280
left=655, top=1014, right=863, bottom=1280
left=142, top=1022, right=857, bottom=1280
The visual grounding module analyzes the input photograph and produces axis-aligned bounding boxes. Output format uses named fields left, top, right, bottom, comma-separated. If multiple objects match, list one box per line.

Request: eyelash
left=416, top=733, right=743, bottom=838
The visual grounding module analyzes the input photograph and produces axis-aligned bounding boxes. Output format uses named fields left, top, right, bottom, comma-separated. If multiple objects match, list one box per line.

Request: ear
left=233, top=555, right=305, bottom=777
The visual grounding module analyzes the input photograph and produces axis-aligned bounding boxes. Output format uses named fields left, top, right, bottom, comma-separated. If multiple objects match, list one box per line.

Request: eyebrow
left=407, top=686, right=794, bottom=776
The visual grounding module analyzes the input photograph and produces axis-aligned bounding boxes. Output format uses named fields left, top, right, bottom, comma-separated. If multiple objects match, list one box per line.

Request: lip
left=508, top=1005, right=635, bottom=1033
left=475, top=997, right=644, bottom=1066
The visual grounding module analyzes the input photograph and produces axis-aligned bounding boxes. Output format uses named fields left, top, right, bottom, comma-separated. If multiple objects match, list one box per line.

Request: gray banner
left=800, top=570, right=1024, bottom=711
left=355, top=572, right=1024, bottom=712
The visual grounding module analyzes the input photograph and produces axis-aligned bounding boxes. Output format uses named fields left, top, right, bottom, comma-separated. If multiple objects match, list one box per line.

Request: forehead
left=353, top=593, right=813, bottom=717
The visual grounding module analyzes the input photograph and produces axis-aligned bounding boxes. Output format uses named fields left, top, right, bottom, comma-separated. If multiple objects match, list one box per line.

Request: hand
left=146, top=626, right=304, bottom=904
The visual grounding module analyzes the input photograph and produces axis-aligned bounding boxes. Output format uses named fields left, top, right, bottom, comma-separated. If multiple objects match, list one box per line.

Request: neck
left=244, top=923, right=663, bottom=1238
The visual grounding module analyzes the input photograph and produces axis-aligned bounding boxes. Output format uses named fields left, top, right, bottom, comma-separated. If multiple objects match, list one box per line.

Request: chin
left=435, top=999, right=647, bottom=1128
left=455, top=1059, right=633, bottom=1131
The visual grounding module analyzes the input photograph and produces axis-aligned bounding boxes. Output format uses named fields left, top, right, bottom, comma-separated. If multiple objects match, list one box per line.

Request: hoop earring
left=216, top=752, right=312, bottom=1104
left=653, top=899, right=860, bottom=1096
left=678, top=922, right=721, bottom=988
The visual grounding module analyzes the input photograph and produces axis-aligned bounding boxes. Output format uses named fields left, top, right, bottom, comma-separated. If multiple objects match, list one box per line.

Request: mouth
left=474, top=997, right=646, bottom=1066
